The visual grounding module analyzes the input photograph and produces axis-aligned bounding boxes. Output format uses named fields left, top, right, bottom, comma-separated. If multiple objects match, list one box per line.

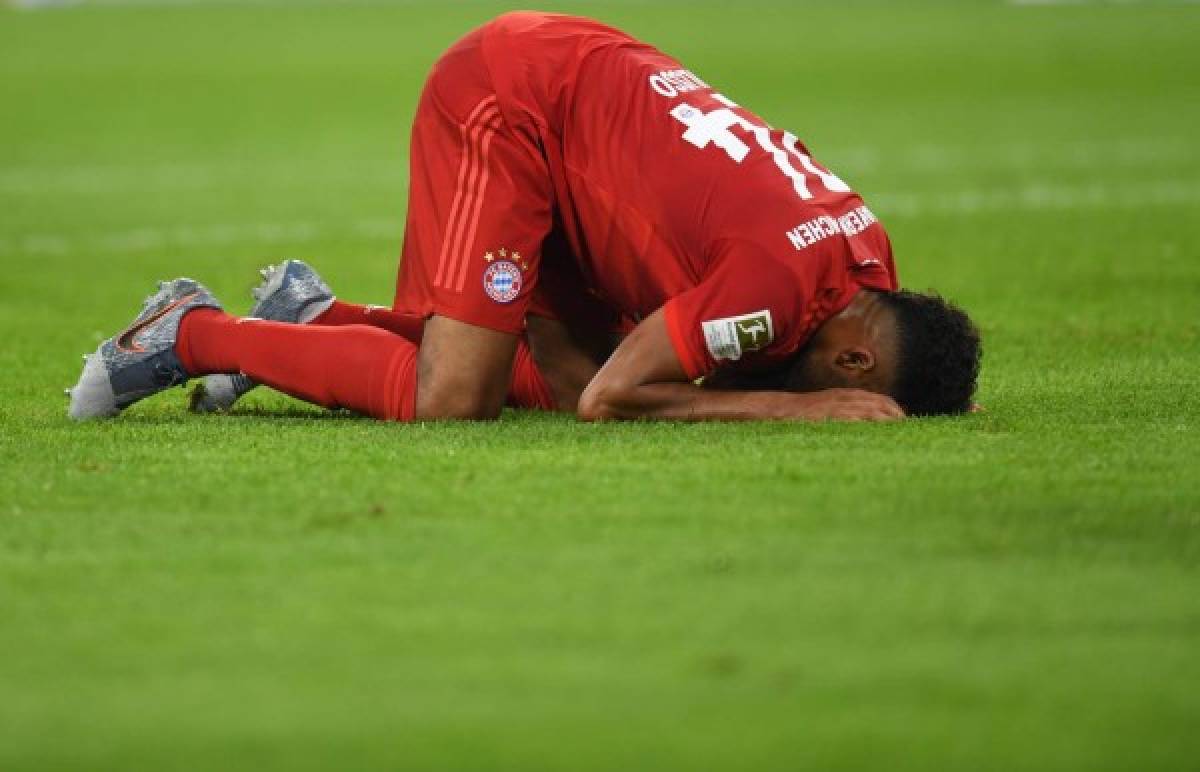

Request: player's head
left=786, top=289, right=981, bottom=416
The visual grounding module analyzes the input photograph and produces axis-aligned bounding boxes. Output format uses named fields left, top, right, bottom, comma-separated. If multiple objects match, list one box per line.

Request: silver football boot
left=68, top=278, right=222, bottom=420
left=189, top=259, right=334, bottom=413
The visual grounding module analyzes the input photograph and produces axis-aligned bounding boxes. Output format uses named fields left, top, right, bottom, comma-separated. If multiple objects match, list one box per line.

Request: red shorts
left=392, top=19, right=626, bottom=340
left=390, top=25, right=543, bottom=335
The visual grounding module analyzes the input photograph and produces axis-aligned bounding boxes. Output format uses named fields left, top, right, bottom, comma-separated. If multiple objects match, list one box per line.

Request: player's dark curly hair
left=875, top=289, right=981, bottom=416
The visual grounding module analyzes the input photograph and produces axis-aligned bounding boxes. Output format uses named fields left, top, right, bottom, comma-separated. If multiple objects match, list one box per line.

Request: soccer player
left=68, top=12, right=981, bottom=423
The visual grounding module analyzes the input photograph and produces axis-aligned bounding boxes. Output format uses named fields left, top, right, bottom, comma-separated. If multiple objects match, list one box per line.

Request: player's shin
left=178, top=310, right=417, bottom=420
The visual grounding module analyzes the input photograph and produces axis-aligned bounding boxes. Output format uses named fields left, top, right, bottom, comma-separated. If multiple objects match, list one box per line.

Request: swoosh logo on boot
left=116, top=293, right=199, bottom=353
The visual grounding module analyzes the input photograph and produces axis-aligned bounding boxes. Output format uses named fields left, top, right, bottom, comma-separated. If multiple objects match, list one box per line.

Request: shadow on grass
left=212, top=406, right=370, bottom=422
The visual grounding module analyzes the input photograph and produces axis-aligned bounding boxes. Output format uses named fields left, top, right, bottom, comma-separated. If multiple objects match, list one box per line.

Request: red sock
left=313, top=300, right=425, bottom=342
left=314, top=300, right=556, bottom=411
left=177, top=309, right=417, bottom=420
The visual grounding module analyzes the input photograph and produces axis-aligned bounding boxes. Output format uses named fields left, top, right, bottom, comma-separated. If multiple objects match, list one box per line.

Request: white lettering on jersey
left=670, top=103, right=750, bottom=162
left=648, top=68, right=709, bottom=98
left=784, top=205, right=879, bottom=251
left=715, top=95, right=823, bottom=199
left=668, top=93, right=851, bottom=201
left=783, top=132, right=851, bottom=194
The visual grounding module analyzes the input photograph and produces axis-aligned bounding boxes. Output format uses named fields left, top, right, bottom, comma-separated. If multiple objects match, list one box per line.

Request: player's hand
left=795, top=388, right=905, bottom=422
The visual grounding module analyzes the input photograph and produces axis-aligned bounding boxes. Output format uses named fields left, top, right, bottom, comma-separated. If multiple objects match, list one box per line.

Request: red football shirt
left=483, top=13, right=898, bottom=379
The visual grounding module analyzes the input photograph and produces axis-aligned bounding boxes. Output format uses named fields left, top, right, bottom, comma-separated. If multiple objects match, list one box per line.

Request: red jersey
left=394, top=13, right=897, bottom=379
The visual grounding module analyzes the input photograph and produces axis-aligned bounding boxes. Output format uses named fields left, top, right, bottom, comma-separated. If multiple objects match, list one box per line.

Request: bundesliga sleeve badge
left=482, top=248, right=526, bottom=304
left=701, top=310, right=774, bottom=361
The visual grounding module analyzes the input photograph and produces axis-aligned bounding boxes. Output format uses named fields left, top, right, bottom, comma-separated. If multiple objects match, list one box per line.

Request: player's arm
left=416, top=315, right=518, bottom=419
left=576, top=308, right=902, bottom=422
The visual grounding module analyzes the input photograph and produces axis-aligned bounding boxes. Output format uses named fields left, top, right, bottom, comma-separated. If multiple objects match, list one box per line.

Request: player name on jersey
left=785, top=205, right=878, bottom=252
left=647, top=68, right=709, bottom=98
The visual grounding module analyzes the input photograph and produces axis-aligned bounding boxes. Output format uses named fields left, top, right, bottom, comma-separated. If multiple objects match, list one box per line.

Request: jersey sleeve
left=662, top=255, right=810, bottom=381
left=846, top=226, right=899, bottom=291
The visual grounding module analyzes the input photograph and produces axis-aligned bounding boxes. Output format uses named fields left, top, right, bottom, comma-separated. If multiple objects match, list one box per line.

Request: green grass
left=2, top=1, right=1199, bottom=769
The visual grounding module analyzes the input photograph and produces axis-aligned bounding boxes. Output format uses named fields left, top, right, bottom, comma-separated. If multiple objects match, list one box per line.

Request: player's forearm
left=577, top=308, right=902, bottom=422
left=580, top=379, right=906, bottom=423
left=579, top=381, right=823, bottom=422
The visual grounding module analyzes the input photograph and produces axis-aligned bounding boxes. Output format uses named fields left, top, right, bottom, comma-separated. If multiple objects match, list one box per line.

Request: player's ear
left=834, top=347, right=876, bottom=374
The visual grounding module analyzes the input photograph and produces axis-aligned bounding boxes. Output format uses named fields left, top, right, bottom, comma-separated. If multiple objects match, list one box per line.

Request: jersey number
left=670, top=94, right=850, bottom=200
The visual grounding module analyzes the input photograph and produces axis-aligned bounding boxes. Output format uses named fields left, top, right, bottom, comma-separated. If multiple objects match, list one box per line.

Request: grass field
left=2, top=1, right=1199, bottom=769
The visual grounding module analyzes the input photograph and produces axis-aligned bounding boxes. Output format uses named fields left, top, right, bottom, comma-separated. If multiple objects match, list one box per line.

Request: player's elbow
left=576, top=389, right=611, bottom=422
left=577, top=379, right=632, bottom=422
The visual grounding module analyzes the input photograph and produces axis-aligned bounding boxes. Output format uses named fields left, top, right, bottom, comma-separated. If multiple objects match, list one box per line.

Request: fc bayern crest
left=483, top=260, right=522, bottom=303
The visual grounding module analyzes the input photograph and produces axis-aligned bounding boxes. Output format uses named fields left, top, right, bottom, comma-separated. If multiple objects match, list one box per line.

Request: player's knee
left=417, top=385, right=504, bottom=421
left=415, top=361, right=507, bottom=420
